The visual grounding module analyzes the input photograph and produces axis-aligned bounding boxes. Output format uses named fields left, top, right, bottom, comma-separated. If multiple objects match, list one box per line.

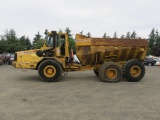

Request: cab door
left=55, top=34, right=69, bottom=57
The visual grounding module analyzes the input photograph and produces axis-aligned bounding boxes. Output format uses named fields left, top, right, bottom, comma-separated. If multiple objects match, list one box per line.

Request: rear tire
left=99, top=62, right=122, bottom=83
left=38, top=60, right=62, bottom=82
left=123, top=60, right=145, bottom=82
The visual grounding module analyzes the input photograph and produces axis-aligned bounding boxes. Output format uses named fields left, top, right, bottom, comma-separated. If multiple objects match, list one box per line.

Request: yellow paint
left=13, top=32, right=148, bottom=74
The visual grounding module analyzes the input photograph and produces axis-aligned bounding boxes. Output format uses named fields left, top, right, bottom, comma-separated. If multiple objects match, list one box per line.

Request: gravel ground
left=0, top=65, right=160, bottom=120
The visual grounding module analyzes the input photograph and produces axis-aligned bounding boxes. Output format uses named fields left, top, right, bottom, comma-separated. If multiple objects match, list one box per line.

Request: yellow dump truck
left=12, top=30, right=148, bottom=82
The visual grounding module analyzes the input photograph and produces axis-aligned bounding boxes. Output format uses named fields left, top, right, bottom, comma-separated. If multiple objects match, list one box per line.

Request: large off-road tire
left=123, top=60, right=145, bottom=82
left=38, top=60, right=62, bottom=82
left=99, top=62, right=122, bottom=83
left=93, top=69, right=99, bottom=77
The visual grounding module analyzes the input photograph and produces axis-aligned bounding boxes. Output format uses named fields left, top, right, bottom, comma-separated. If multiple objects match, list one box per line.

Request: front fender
left=36, top=57, right=65, bottom=70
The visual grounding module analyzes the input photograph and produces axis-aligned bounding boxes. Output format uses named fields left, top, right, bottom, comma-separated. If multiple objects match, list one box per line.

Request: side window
left=56, top=35, right=65, bottom=47
left=56, top=35, right=59, bottom=47
left=60, top=35, right=66, bottom=55
left=60, top=35, right=65, bottom=47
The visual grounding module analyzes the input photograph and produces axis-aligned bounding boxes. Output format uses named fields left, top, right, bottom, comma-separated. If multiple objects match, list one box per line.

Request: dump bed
left=75, top=34, right=148, bottom=65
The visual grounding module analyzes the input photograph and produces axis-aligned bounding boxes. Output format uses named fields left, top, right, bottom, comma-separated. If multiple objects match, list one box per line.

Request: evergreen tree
left=150, top=29, right=160, bottom=56
left=0, top=39, right=7, bottom=53
left=64, top=28, right=76, bottom=54
left=151, top=40, right=160, bottom=56
left=126, top=32, right=131, bottom=39
left=148, top=28, right=156, bottom=55
left=34, top=38, right=45, bottom=49
left=1, top=29, right=18, bottom=53
left=86, top=32, right=91, bottom=38
left=65, top=27, right=72, bottom=37
left=113, top=31, right=118, bottom=38
left=0, top=29, right=33, bottom=53
left=103, top=33, right=107, bottom=38
left=18, top=36, right=32, bottom=51
left=149, top=28, right=155, bottom=48
left=130, top=31, right=137, bottom=39
left=33, top=31, right=42, bottom=49
left=147, top=28, right=160, bottom=56
left=25, top=37, right=32, bottom=50
left=155, top=29, right=159, bottom=39
left=69, top=38, right=76, bottom=54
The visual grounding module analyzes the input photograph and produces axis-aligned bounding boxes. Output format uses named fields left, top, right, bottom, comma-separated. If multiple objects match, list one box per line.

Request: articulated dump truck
left=12, top=30, right=148, bottom=82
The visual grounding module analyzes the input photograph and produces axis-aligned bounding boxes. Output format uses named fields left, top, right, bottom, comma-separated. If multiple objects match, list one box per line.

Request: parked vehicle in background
left=0, top=54, right=6, bottom=64
left=143, top=57, right=156, bottom=66
left=8, top=53, right=15, bottom=65
left=154, top=58, right=160, bottom=66
left=5, top=53, right=11, bottom=64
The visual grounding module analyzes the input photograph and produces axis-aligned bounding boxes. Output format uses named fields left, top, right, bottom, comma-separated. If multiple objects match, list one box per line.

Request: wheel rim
left=106, top=68, right=117, bottom=80
left=44, top=65, right=56, bottom=77
left=130, top=66, right=141, bottom=77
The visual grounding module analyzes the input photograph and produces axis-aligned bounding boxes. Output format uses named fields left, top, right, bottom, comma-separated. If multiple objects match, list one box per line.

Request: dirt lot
left=0, top=65, right=160, bottom=120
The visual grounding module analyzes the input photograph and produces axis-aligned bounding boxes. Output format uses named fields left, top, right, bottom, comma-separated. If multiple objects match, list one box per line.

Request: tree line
left=0, top=28, right=160, bottom=56
left=0, top=29, right=45, bottom=54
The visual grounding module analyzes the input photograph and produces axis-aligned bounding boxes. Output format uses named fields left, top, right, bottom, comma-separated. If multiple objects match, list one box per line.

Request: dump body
left=76, top=34, right=148, bottom=65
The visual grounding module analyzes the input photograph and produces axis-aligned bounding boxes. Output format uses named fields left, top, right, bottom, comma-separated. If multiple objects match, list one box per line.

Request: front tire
left=123, top=60, right=145, bottom=82
left=99, top=62, right=122, bottom=83
left=38, top=60, right=62, bottom=82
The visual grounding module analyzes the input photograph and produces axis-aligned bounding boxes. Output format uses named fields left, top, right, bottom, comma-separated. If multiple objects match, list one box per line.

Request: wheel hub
left=44, top=65, right=56, bottom=77
left=130, top=66, right=141, bottom=77
left=106, top=68, right=117, bottom=80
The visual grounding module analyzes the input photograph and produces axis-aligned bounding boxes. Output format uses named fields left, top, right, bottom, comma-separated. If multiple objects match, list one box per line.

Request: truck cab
left=13, top=31, right=72, bottom=70
left=36, top=31, right=69, bottom=58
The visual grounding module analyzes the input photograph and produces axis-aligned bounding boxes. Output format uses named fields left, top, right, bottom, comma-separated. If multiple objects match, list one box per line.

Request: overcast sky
left=0, top=0, right=160, bottom=40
